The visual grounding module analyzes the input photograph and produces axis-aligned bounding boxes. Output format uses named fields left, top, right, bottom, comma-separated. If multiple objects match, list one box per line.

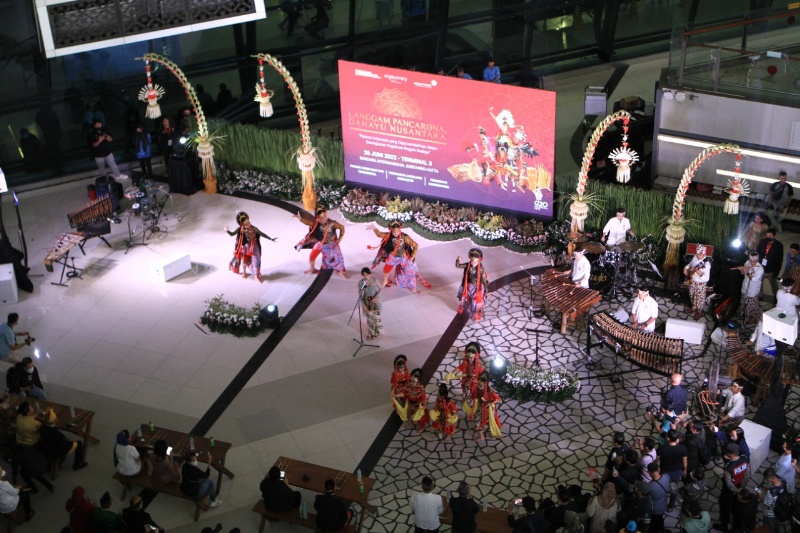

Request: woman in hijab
left=113, top=430, right=143, bottom=476
left=64, top=485, right=94, bottom=533
left=586, top=482, right=621, bottom=533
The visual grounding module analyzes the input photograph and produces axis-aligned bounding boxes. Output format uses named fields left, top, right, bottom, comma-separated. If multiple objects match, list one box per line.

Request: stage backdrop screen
left=338, top=60, right=556, bottom=217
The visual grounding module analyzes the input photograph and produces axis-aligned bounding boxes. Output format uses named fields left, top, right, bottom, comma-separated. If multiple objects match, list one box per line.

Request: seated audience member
left=260, top=466, right=301, bottom=512
left=14, top=402, right=41, bottom=447
left=315, top=478, right=354, bottom=532
left=39, top=408, right=88, bottom=470
left=11, top=357, right=46, bottom=400
left=65, top=485, right=94, bottom=533
left=148, top=439, right=180, bottom=487
left=14, top=443, right=51, bottom=493
left=180, top=451, right=223, bottom=507
left=680, top=500, right=710, bottom=533
left=122, top=495, right=164, bottom=533
left=114, top=430, right=143, bottom=476
left=90, top=491, right=124, bottom=533
left=0, top=465, right=34, bottom=521
left=449, top=481, right=480, bottom=533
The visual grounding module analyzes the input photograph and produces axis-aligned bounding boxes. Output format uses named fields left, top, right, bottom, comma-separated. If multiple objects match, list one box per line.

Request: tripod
left=525, top=328, right=548, bottom=367
left=348, top=280, right=379, bottom=357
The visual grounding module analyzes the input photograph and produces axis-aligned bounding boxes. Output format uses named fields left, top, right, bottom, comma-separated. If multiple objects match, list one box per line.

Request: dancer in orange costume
left=475, top=371, right=502, bottom=441
left=403, top=368, right=428, bottom=431
left=430, top=382, right=458, bottom=441
left=446, top=341, right=484, bottom=421
left=390, top=355, right=410, bottom=420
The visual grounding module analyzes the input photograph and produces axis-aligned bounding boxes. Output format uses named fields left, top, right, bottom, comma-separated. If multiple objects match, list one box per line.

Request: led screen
left=338, top=60, right=556, bottom=217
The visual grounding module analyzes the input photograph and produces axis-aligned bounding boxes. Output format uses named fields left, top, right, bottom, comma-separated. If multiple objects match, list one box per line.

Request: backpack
left=773, top=489, right=793, bottom=522
left=696, top=435, right=713, bottom=466
left=5, top=366, right=20, bottom=393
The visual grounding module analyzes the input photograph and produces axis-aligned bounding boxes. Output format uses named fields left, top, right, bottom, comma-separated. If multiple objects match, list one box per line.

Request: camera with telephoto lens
left=645, top=404, right=660, bottom=417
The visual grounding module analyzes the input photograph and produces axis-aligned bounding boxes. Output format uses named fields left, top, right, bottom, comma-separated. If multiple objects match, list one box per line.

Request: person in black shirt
left=38, top=408, right=88, bottom=470
left=657, top=429, right=687, bottom=511
left=602, top=432, right=630, bottom=485
left=614, top=450, right=641, bottom=496
left=122, top=495, right=163, bottom=533
left=87, top=120, right=124, bottom=180
left=314, top=478, right=353, bottom=531
left=260, top=466, right=301, bottom=512
left=180, top=452, right=222, bottom=508
left=756, top=228, right=784, bottom=304
left=663, top=373, right=689, bottom=425
left=684, top=421, right=707, bottom=475
left=731, top=489, right=758, bottom=533
left=508, top=496, right=538, bottom=533
left=548, top=486, right=578, bottom=533
left=449, top=481, right=480, bottom=533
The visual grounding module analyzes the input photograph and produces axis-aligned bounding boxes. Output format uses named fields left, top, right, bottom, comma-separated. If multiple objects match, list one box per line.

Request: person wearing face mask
left=0, top=465, right=35, bottom=521
left=756, top=228, right=784, bottom=304
left=10, top=357, right=46, bottom=400
left=86, top=120, right=125, bottom=181
left=180, top=451, right=223, bottom=508
left=455, top=248, right=491, bottom=321
left=733, top=252, right=765, bottom=324
left=225, top=211, right=276, bottom=283
left=445, top=341, right=484, bottom=420
left=368, top=221, right=427, bottom=293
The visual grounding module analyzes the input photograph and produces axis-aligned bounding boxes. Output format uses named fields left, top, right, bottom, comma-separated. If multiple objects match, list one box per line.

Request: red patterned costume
left=403, top=368, right=428, bottom=430
left=430, top=383, right=458, bottom=439
left=475, top=371, right=502, bottom=440
left=455, top=248, right=490, bottom=321
left=390, top=355, right=410, bottom=419
left=446, top=341, right=484, bottom=420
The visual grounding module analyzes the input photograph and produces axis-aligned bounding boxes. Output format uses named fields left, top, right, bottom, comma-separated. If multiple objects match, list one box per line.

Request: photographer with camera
left=0, top=313, right=34, bottom=364
left=87, top=120, right=125, bottom=182
left=647, top=401, right=678, bottom=444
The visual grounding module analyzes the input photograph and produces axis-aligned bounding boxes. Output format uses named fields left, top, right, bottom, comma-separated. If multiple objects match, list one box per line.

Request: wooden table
left=132, top=424, right=234, bottom=496
left=4, top=395, right=98, bottom=448
left=439, top=495, right=509, bottom=533
left=274, top=456, right=376, bottom=533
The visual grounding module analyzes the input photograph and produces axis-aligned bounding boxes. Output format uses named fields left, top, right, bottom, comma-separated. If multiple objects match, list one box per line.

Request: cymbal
left=618, top=241, right=644, bottom=252
left=581, top=242, right=606, bottom=254
left=568, top=233, right=589, bottom=243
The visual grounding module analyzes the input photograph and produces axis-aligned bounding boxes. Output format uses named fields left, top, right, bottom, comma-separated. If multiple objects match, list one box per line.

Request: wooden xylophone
left=724, top=327, right=775, bottom=405
left=589, top=311, right=683, bottom=376
left=781, top=349, right=800, bottom=386
left=66, top=196, right=113, bottom=252
left=44, top=232, right=84, bottom=272
left=541, top=268, right=602, bottom=333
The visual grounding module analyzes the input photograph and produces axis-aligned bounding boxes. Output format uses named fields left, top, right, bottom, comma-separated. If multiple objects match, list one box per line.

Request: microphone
left=360, top=281, right=367, bottom=290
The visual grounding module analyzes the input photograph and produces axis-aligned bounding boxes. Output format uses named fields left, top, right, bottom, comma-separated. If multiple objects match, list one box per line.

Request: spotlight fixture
left=731, top=238, right=742, bottom=248
left=179, top=136, right=188, bottom=145
left=262, top=304, right=280, bottom=328
left=489, top=355, right=507, bottom=378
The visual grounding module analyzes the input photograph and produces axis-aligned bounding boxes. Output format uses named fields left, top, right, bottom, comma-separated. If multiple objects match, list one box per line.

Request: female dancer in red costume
left=455, top=248, right=490, bottom=321
left=390, top=355, right=410, bottom=420
left=430, top=382, right=458, bottom=440
left=446, top=341, right=484, bottom=420
left=225, top=211, right=276, bottom=282
left=403, top=368, right=428, bottom=430
left=475, top=371, right=502, bottom=441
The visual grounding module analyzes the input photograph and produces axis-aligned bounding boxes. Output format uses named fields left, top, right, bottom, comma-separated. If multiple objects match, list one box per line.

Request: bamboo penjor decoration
left=253, top=53, right=318, bottom=211
left=136, top=53, right=220, bottom=194
left=569, top=110, right=633, bottom=232
left=663, top=143, right=743, bottom=271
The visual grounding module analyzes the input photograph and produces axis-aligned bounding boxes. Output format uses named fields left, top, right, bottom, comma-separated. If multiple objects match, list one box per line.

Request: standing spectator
left=734, top=252, right=764, bottom=324
left=65, top=485, right=94, bottom=533
left=657, top=429, right=687, bottom=511
left=90, top=491, right=124, bottom=533
left=646, top=462, right=673, bottom=533
left=131, top=124, right=152, bottom=182
left=613, top=450, right=641, bottom=496
left=18, top=128, right=43, bottom=171
left=731, top=489, right=759, bottom=533
left=39, top=408, right=88, bottom=470
left=449, top=481, right=480, bottom=533
left=217, top=83, right=233, bottom=110
left=684, top=421, right=708, bottom=474
left=626, top=483, right=652, bottom=533
left=549, top=486, right=579, bottom=533
left=680, top=500, right=710, bottom=533
left=586, top=482, right=620, bottom=533
left=742, top=212, right=769, bottom=254
left=774, top=438, right=796, bottom=495
left=783, top=243, right=800, bottom=278
left=410, top=475, right=443, bottom=533
left=305, top=0, right=330, bottom=40
left=663, top=373, right=689, bottom=424
left=602, top=432, right=630, bottom=484
left=260, top=466, right=300, bottom=512
left=279, top=0, right=301, bottom=37
left=157, top=116, right=175, bottom=174
left=314, top=478, right=353, bottom=532
left=483, top=58, right=501, bottom=83
left=756, top=228, right=784, bottom=304
left=181, top=452, right=223, bottom=508
left=714, top=443, right=750, bottom=533
left=0, top=465, right=34, bottom=521
left=766, top=171, right=793, bottom=232
left=122, top=495, right=163, bottom=533
left=195, top=84, right=214, bottom=114
left=114, top=430, right=143, bottom=477
left=457, top=67, right=472, bottom=80
left=11, top=357, right=46, bottom=400
left=680, top=468, right=708, bottom=512
left=87, top=120, right=126, bottom=181
left=759, top=468, right=787, bottom=533
left=507, top=496, right=539, bottom=533
left=0, top=313, right=33, bottom=363
left=636, top=436, right=657, bottom=483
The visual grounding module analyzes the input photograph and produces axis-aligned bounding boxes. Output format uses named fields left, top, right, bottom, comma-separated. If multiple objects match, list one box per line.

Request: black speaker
left=714, top=262, right=744, bottom=297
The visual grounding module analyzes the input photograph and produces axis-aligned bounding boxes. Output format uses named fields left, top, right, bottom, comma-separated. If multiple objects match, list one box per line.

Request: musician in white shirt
left=775, top=278, right=800, bottom=316
left=601, top=208, right=633, bottom=247
left=733, top=251, right=764, bottom=324
left=683, top=245, right=711, bottom=320
left=631, top=287, right=658, bottom=333
left=571, top=249, right=591, bottom=288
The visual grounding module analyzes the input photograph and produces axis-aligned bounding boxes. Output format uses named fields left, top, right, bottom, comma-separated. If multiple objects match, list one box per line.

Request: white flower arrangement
left=376, top=206, right=414, bottom=222
left=507, top=228, right=550, bottom=247
left=495, top=362, right=581, bottom=403
left=414, top=212, right=472, bottom=234
left=469, top=223, right=508, bottom=241
left=200, top=294, right=267, bottom=337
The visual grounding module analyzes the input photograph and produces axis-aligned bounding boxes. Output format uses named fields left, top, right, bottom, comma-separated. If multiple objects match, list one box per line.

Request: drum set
left=568, top=234, right=645, bottom=298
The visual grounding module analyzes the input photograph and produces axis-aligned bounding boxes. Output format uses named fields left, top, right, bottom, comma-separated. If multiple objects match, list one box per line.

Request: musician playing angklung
left=683, top=245, right=711, bottom=320
left=570, top=248, right=591, bottom=288
left=630, top=287, right=658, bottom=333
left=600, top=207, right=634, bottom=246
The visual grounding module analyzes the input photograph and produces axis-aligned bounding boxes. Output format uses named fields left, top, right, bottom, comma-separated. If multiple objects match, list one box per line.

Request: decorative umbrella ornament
left=137, top=60, right=165, bottom=119
left=608, top=146, right=639, bottom=184
left=723, top=154, right=749, bottom=215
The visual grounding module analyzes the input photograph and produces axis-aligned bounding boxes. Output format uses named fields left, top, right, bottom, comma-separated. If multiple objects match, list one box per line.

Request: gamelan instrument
left=67, top=196, right=113, bottom=252
left=588, top=311, right=684, bottom=376
left=43, top=231, right=85, bottom=286
left=541, top=268, right=602, bottom=333
left=724, top=326, right=775, bottom=405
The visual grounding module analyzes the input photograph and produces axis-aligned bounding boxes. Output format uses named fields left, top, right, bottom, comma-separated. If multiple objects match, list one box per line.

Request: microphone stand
left=525, top=328, right=549, bottom=367
left=518, top=266, right=542, bottom=319
left=348, top=280, right=379, bottom=358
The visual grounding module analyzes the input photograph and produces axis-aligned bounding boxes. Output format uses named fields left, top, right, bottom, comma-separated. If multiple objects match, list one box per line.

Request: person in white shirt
left=775, top=278, right=800, bottom=316
left=0, top=465, right=34, bottom=520
left=410, top=476, right=443, bottom=533
left=114, top=429, right=143, bottom=477
left=775, top=437, right=797, bottom=495
left=571, top=249, right=592, bottom=288
left=719, top=379, right=746, bottom=430
left=601, top=208, right=633, bottom=247
left=733, top=252, right=764, bottom=324
left=746, top=319, right=776, bottom=356
left=631, top=287, right=658, bottom=333
left=683, top=246, right=711, bottom=320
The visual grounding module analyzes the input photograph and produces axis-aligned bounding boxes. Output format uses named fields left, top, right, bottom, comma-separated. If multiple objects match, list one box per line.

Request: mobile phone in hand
left=280, top=470, right=286, bottom=480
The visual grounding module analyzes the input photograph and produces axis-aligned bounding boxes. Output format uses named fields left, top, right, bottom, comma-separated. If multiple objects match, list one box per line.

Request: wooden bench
left=112, top=472, right=209, bottom=521
left=252, top=499, right=356, bottom=533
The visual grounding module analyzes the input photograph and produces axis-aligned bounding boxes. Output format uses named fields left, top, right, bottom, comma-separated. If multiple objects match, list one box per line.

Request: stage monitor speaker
left=0, top=263, right=18, bottom=304
left=665, top=318, right=706, bottom=344
left=762, top=307, right=798, bottom=345
left=156, top=254, right=192, bottom=282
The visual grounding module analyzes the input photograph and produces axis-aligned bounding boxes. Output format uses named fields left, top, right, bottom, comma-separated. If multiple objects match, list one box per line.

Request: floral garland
left=414, top=212, right=472, bottom=234
left=200, top=295, right=268, bottom=338
left=493, top=363, right=580, bottom=404
left=376, top=206, right=415, bottom=222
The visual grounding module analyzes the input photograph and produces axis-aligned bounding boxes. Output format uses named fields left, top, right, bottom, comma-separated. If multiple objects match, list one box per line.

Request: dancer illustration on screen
left=225, top=211, right=276, bottom=283
left=455, top=248, right=490, bottom=321
left=367, top=221, right=430, bottom=293
left=294, top=207, right=347, bottom=278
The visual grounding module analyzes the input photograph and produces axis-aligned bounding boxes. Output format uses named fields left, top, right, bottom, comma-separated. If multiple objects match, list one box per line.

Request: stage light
left=489, top=355, right=507, bottom=378
left=262, top=304, right=280, bottom=328
left=731, top=238, right=742, bottom=248
left=179, top=136, right=188, bottom=145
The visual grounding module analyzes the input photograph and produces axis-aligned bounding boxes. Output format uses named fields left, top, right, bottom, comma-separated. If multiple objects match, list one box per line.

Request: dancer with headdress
left=294, top=207, right=347, bottom=278
left=367, top=221, right=430, bottom=292
left=445, top=341, right=484, bottom=420
left=475, top=371, right=502, bottom=441
left=403, top=368, right=429, bottom=431
left=455, top=248, right=490, bottom=321
left=390, top=355, right=410, bottom=420
left=225, top=211, right=276, bottom=283
left=430, top=383, right=458, bottom=440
